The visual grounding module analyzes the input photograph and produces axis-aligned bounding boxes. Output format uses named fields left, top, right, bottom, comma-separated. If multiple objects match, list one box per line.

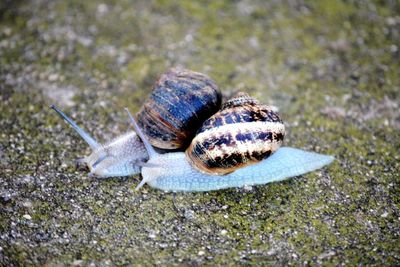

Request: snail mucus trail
left=51, top=68, right=334, bottom=192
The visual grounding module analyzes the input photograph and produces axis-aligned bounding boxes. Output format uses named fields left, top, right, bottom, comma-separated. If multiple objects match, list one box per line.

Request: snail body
left=141, top=148, right=333, bottom=192
left=51, top=68, right=334, bottom=192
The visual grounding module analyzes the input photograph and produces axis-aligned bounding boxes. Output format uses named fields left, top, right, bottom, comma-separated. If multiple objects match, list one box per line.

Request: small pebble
left=23, top=214, right=32, bottom=220
left=243, top=185, right=253, bottom=191
left=73, top=260, right=83, bottom=266
left=184, top=209, right=195, bottom=220
left=0, top=192, right=13, bottom=203
left=149, top=233, right=157, bottom=239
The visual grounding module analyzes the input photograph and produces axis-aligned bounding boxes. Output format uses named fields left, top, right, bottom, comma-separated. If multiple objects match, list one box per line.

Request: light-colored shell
left=137, top=68, right=221, bottom=150
left=186, top=92, right=285, bottom=175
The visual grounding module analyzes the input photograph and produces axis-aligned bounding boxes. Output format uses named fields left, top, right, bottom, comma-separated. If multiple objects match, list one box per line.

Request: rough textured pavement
left=1, top=1, right=399, bottom=265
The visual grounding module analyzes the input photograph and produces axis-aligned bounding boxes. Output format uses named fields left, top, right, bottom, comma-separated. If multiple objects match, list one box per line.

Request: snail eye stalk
left=124, top=108, right=158, bottom=159
left=50, top=104, right=100, bottom=150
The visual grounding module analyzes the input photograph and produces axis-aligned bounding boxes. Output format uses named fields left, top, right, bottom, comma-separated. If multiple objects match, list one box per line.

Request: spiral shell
left=137, top=68, right=221, bottom=150
left=186, top=92, right=285, bottom=175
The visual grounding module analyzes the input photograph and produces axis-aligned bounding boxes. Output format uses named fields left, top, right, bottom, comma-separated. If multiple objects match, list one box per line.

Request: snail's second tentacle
left=125, top=108, right=158, bottom=159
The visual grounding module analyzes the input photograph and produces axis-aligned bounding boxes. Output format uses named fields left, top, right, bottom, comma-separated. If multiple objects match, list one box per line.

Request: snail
left=51, top=68, right=334, bottom=192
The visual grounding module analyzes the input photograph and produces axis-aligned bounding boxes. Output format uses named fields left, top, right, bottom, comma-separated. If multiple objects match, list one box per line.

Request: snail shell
left=139, top=69, right=285, bottom=175
left=186, top=92, right=285, bottom=175
left=137, top=68, right=221, bottom=150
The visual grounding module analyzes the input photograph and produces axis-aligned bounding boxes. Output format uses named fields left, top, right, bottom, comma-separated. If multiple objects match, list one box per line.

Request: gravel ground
left=1, top=0, right=399, bottom=265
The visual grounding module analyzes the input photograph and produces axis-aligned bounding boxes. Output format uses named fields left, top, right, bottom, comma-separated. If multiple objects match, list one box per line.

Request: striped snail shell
left=137, top=68, right=221, bottom=150
left=186, top=92, right=285, bottom=175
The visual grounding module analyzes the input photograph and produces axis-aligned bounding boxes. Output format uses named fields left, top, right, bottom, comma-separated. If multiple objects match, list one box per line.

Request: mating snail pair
left=51, top=68, right=334, bottom=192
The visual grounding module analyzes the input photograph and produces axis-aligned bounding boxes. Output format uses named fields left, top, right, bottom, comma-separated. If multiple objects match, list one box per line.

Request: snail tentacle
left=125, top=108, right=162, bottom=190
left=125, top=108, right=158, bottom=159
left=51, top=105, right=100, bottom=150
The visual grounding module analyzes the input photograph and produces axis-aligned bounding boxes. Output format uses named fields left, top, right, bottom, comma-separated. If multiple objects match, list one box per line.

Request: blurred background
left=0, top=0, right=399, bottom=265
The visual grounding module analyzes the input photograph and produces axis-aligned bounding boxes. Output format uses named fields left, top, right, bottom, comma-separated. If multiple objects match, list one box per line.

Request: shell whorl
left=137, top=68, right=221, bottom=150
left=186, top=92, right=285, bottom=175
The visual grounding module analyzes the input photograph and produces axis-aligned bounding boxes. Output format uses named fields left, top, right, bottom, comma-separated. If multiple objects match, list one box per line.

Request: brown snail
left=51, top=68, right=334, bottom=192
